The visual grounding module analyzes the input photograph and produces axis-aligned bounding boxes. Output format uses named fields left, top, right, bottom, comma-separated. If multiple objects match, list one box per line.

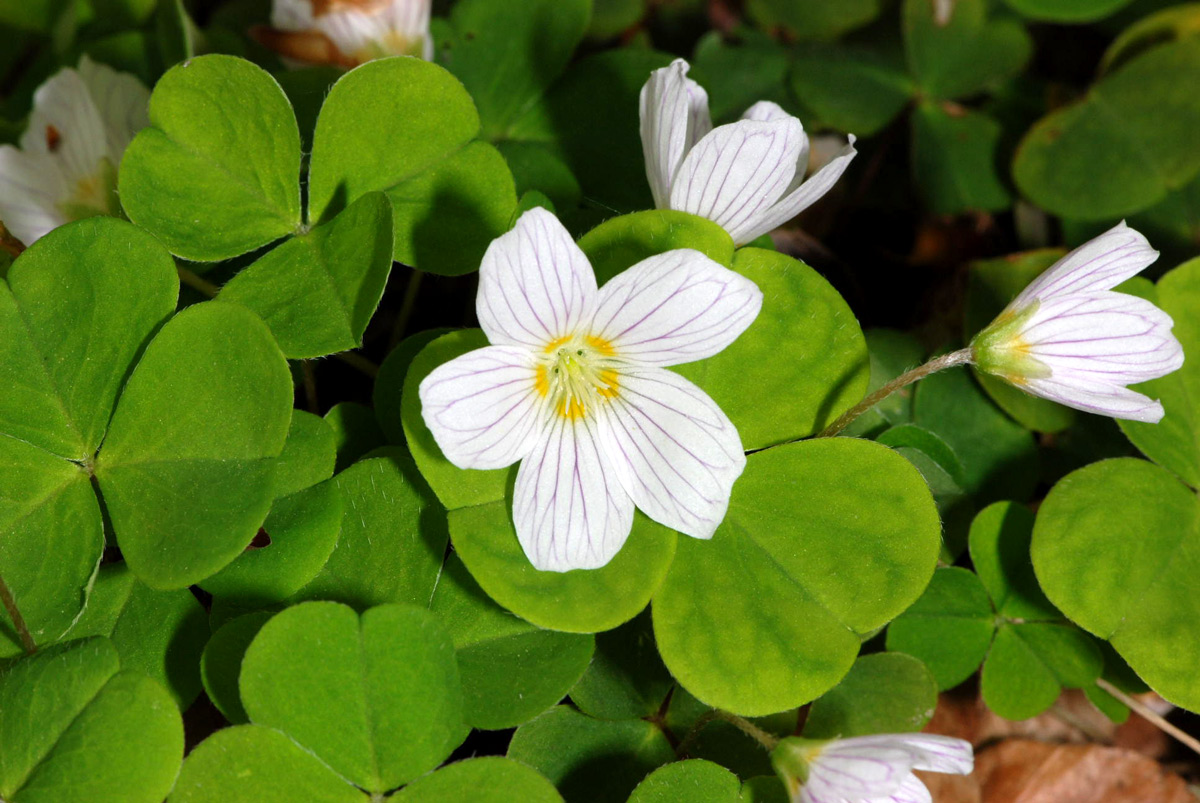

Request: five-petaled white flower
left=971, top=222, right=1184, bottom=423
left=258, top=0, right=432, bottom=68
left=772, top=733, right=974, bottom=803
left=639, top=58, right=857, bottom=247
left=420, top=207, right=762, bottom=572
left=0, top=56, right=148, bottom=247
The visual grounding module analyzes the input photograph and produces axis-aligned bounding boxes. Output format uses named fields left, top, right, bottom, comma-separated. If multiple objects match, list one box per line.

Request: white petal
left=863, top=774, right=934, bottom=803
left=742, top=100, right=811, bottom=184
left=639, top=59, right=710, bottom=209
left=384, top=0, right=433, bottom=57
left=736, top=135, right=857, bottom=246
left=477, top=207, right=598, bottom=349
left=418, top=345, right=544, bottom=470
left=77, top=56, right=149, bottom=162
left=1020, top=292, right=1184, bottom=384
left=513, top=414, right=635, bottom=572
left=271, top=0, right=317, bottom=31
left=589, top=249, right=762, bottom=367
left=0, top=146, right=69, bottom=245
left=805, top=744, right=916, bottom=799
left=1021, top=375, right=1166, bottom=423
left=849, top=734, right=974, bottom=776
left=314, top=8, right=393, bottom=59
left=599, top=367, right=745, bottom=539
left=22, top=65, right=109, bottom=186
left=668, top=117, right=804, bottom=246
left=1013, top=221, right=1158, bottom=306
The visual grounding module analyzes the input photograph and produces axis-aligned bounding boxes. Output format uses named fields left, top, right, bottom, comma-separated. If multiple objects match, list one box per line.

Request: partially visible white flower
left=971, top=222, right=1184, bottom=423
left=772, top=733, right=974, bottom=803
left=259, top=0, right=432, bottom=68
left=420, top=207, right=762, bottom=572
left=639, top=58, right=856, bottom=247
left=0, top=56, right=148, bottom=246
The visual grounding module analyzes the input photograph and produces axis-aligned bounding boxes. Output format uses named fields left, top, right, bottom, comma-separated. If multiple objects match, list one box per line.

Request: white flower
left=971, top=222, right=1184, bottom=423
left=262, top=0, right=432, bottom=68
left=772, top=733, right=974, bottom=803
left=639, top=58, right=857, bottom=247
left=419, top=207, right=762, bottom=572
left=0, top=57, right=148, bottom=246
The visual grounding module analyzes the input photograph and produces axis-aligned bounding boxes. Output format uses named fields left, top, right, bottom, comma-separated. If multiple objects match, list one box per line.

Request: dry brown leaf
left=926, top=689, right=1169, bottom=760
left=972, top=740, right=1194, bottom=803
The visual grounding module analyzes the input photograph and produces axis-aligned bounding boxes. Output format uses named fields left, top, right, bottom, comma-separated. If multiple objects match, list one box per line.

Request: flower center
left=56, top=157, right=119, bottom=224
left=535, top=335, right=621, bottom=420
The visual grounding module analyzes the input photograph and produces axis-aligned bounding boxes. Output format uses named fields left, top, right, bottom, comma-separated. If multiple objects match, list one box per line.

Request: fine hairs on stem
left=0, top=572, right=36, bottom=654
left=817, top=348, right=974, bottom=438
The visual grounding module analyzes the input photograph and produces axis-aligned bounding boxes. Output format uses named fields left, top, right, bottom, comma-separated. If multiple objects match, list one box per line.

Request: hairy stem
left=1096, top=678, right=1200, bottom=758
left=677, top=709, right=778, bottom=757
left=818, top=348, right=974, bottom=438
left=0, top=572, right=36, bottom=654
left=388, top=269, right=423, bottom=349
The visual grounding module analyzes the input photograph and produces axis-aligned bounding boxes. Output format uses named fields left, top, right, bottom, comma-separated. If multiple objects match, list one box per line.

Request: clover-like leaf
left=1014, top=40, right=1200, bottom=219
left=1033, top=458, right=1200, bottom=712
left=1118, top=258, right=1200, bottom=488
left=789, top=42, right=913, bottom=136
left=307, top=57, right=516, bottom=275
left=0, top=637, right=183, bottom=803
left=430, top=554, right=594, bottom=729
left=240, top=601, right=464, bottom=793
left=746, top=0, right=882, bottom=39
left=200, top=612, right=273, bottom=725
left=569, top=609, right=674, bottom=721
left=450, top=502, right=677, bottom=634
left=220, top=192, right=395, bottom=359
left=674, top=248, right=869, bottom=449
left=0, top=217, right=178, bottom=459
left=577, top=209, right=735, bottom=285
left=169, top=725, right=367, bottom=803
left=914, top=362, right=1038, bottom=504
left=509, top=49, right=675, bottom=215
left=64, top=563, right=208, bottom=709
left=271, top=409, right=338, bottom=500
left=904, top=0, right=1032, bottom=100
left=200, top=479, right=343, bottom=605
left=119, top=54, right=303, bottom=261
left=390, top=757, right=564, bottom=803
left=291, top=449, right=447, bottom=610
left=95, top=301, right=293, bottom=589
left=1004, top=0, right=1134, bottom=23
left=803, top=652, right=939, bottom=738
left=653, top=438, right=941, bottom=715
left=437, top=0, right=590, bottom=140
left=887, top=567, right=995, bottom=689
left=507, top=706, right=675, bottom=803
left=912, top=103, right=1010, bottom=215
left=627, top=760, right=744, bottom=803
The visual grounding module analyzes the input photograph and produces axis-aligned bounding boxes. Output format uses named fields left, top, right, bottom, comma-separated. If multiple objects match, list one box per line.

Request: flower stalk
left=818, top=348, right=973, bottom=438
left=0, top=571, right=37, bottom=654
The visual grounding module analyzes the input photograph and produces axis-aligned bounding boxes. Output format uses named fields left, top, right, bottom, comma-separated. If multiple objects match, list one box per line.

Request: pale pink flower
left=773, top=733, right=974, bottom=803
left=972, top=222, right=1184, bottom=423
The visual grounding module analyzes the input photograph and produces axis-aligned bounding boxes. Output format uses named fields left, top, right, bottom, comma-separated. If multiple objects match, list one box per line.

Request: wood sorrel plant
left=0, top=1, right=1198, bottom=801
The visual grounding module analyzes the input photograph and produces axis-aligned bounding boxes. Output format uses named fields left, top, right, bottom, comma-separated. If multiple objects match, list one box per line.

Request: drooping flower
left=0, top=57, right=149, bottom=247
left=420, top=207, right=762, bottom=572
left=771, top=733, right=974, bottom=803
left=639, top=58, right=857, bottom=247
left=971, top=222, right=1184, bottom=423
left=255, top=0, right=432, bottom=69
